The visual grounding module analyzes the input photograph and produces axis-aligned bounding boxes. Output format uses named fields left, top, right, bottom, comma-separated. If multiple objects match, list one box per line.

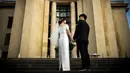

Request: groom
left=73, top=14, right=90, bottom=71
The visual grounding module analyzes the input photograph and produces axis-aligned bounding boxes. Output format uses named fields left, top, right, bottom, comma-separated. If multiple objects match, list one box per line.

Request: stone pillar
left=20, top=0, right=45, bottom=58
left=71, top=2, right=77, bottom=58
left=42, top=0, right=50, bottom=58
left=100, top=0, right=119, bottom=57
left=112, top=7, right=130, bottom=57
left=76, top=0, right=82, bottom=58
left=8, top=0, right=26, bottom=58
left=50, top=2, right=56, bottom=58
left=92, top=0, right=107, bottom=57
left=82, top=0, right=97, bottom=55
left=77, top=0, right=83, bottom=20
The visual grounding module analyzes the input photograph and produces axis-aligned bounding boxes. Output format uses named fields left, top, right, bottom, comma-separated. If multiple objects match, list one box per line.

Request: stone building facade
left=0, top=0, right=130, bottom=58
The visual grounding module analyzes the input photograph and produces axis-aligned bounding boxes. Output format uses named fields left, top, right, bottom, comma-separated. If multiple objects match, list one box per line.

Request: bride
left=51, top=18, right=73, bottom=71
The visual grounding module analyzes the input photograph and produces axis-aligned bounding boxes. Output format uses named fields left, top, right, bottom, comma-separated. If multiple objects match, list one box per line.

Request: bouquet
left=69, top=41, right=76, bottom=51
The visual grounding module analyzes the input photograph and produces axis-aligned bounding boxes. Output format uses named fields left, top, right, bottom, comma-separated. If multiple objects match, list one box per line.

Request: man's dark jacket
left=73, top=20, right=90, bottom=42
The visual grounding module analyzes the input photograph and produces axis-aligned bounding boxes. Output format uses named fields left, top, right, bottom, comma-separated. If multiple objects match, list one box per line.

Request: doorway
left=48, top=3, right=71, bottom=58
left=55, top=4, right=71, bottom=58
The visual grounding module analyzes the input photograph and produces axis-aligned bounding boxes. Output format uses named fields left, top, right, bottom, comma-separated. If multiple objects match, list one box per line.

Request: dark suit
left=73, top=20, right=90, bottom=69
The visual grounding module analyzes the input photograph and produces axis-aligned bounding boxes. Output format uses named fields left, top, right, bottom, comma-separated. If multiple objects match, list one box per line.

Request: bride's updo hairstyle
left=58, top=18, right=66, bottom=25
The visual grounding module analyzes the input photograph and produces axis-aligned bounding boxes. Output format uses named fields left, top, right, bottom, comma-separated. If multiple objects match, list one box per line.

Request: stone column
left=42, top=0, right=50, bottom=58
left=100, top=0, right=119, bottom=57
left=82, top=0, right=97, bottom=55
left=112, top=7, right=130, bottom=57
left=71, top=2, right=77, bottom=58
left=20, top=0, right=45, bottom=58
left=76, top=0, right=82, bottom=58
left=77, top=0, right=83, bottom=19
left=50, top=2, right=56, bottom=58
left=8, top=0, right=26, bottom=58
left=92, top=0, right=107, bottom=57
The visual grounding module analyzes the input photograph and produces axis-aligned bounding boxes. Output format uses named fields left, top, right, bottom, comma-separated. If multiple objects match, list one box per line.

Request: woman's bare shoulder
left=65, top=24, right=69, bottom=26
left=65, top=24, right=69, bottom=29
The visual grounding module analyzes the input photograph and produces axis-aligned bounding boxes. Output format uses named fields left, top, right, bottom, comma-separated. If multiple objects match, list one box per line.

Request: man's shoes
left=87, top=69, right=91, bottom=71
left=79, top=69, right=88, bottom=71
left=79, top=69, right=87, bottom=71
left=79, top=68, right=90, bottom=71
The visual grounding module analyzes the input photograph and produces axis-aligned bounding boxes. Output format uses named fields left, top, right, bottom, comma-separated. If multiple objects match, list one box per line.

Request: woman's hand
left=70, top=37, right=75, bottom=42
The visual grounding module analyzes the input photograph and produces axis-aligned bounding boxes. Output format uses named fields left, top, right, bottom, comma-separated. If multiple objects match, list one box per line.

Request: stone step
left=0, top=58, right=129, bottom=72
left=2, top=67, right=125, bottom=71
left=0, top=58, right=128, bottom=62
left=3, top=70, right=119, bottom=73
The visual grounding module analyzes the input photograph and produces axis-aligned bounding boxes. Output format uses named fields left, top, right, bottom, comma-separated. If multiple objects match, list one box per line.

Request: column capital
left=50, top=0, right=78, bottom=2
left=52, top=1, right=56, bottom=4
left=70, top=1, right=75, bottom=3
left=50, top=0, right=78, bottom=1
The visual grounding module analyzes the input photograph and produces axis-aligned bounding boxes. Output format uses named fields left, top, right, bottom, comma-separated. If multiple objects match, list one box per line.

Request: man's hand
left=72, top=39, right=76, bottom=42
left=70, top=38, right=74, bottom=42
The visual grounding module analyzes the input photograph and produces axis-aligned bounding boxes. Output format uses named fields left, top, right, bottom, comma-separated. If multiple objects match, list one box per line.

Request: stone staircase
left=0, top=58, right=129, bottom=73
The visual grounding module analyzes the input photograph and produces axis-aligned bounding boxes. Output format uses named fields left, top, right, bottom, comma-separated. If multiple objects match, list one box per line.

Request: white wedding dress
left=58, top=24, right=70, bottom=71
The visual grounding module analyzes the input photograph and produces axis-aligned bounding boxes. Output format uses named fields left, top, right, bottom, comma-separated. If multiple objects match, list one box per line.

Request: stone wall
left=0, top=8, right=14, bottom=58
